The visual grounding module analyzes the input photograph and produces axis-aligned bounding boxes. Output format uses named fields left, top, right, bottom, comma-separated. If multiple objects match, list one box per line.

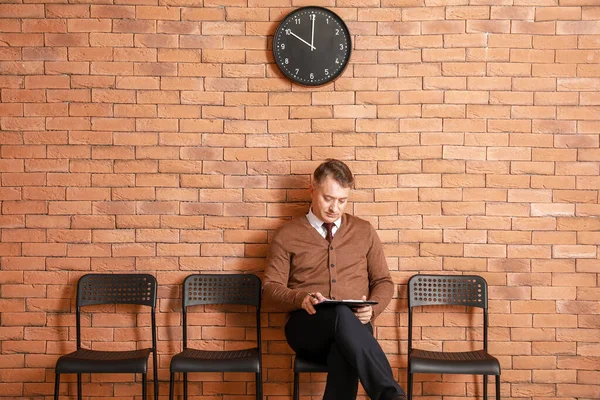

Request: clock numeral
left=284, top=58, right=289, bottom=64
left=339, top=44, right=344, bottom=50
left=294, top=18, right=300, bottom=24
left=335, top=29, right=340, bottom=35
left=295, top=68, right=299, bottom=74
left=285, top=29, right=291, bottom=35
left=325, top=69, right=329, bottom=76
left=335, top=58, right=339, bottom=64
left=310, top=14, right=315, bottom=21
left=280, top=43, right=285, bottom=50
left=326, top=18, right=329, bottom=24
left=310, top=73, right=314, bottom=80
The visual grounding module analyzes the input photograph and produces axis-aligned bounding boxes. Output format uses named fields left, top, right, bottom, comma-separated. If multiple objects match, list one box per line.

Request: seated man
left=262, top=159, right=406, bottom=400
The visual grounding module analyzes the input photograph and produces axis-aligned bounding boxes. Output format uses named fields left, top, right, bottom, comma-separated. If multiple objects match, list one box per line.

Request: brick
left=0, top=5, right=44, bottom=18
left=91, top=33, right=134, bottom=48
left=89, top=61, right=134, bottom=76
left=112, top=49, right=155, bottom=63
left=536, top=7, right=581, bottom=21
left=494, top=92, right=534, bottom=109
left=0, top=61, right=44, bottom=75
left=68, top=19, right=111, bottom=33
left=44, top=33, right=88, bottom=47
left=2, top=89, right=46, bottom=103
left=134, top=34, right=178, bottom=49
left=90, top=5, right=135, bottom=19
left=463, top=243, right=507, bottom=258
left=0, top=104, right=24, bottom=117
left=24, top=76, right=68, bottom=90
left=0, top=19, right=21, bottom=33
left=134, top=92, right=181, bottom=107
left=113, top=19, right=156, bottom=34
left=136, top=6, right=181, bottom=20
left=22, top=19, right=67, bottom=34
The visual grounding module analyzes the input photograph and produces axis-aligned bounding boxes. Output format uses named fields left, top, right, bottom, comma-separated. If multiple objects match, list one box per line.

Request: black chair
left=169, top=273, right=263, bottom=400
left=293, top=356, right=328, bottom=400
left=54, top=273, right=159, bottom=400
left=407, top=274, right=500, bottom=400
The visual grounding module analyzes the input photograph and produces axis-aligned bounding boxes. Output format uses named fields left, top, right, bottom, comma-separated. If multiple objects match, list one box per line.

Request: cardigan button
left=330, top=263, right=335, bottom=268
left=332, top=279, right=336, bottom=283
left=330, top=246, right=333, bottom=250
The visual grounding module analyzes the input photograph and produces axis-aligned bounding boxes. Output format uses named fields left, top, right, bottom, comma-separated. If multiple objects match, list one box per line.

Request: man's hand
left=353, top=295, right=373, bottom=324
left=302, top=292, right=326, bottom=315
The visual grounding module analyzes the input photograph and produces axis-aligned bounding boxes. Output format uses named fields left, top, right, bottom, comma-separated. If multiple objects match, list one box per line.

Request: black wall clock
left=273, top=6, right=352, bottom=86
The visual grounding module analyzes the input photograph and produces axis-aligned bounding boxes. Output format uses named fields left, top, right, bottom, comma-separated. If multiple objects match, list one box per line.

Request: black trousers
left=285, top=305, right=405, bottom=400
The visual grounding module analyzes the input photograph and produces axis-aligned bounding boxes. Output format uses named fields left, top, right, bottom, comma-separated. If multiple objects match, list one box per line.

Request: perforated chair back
left=77, top=274, right=157, bottom=308
left=183, top=274, right=261, bottom=308
left=408, top=274, right=487, bottom=309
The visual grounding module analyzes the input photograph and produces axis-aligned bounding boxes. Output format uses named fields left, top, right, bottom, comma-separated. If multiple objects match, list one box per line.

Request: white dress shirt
left=306, top=207, right=342, bottom=239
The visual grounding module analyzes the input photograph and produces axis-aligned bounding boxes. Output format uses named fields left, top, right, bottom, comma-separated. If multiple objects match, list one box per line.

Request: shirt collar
left=306, top=207, right=342, bottom=230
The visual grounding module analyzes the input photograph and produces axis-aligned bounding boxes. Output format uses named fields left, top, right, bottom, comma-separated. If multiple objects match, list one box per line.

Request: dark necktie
left=323, top=223, right=334, bottom=243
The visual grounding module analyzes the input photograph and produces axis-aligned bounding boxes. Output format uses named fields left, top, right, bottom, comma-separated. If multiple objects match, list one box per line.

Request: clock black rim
left=272, top=6, right=352, bottom=87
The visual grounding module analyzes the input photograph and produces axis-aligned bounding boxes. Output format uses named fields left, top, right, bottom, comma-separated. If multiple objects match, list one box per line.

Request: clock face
left=273, top=7, right=351, bottom=86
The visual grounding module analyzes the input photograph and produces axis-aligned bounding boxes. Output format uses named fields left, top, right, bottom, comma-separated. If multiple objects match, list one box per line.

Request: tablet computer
left=315, top=299, right=378, bottom=308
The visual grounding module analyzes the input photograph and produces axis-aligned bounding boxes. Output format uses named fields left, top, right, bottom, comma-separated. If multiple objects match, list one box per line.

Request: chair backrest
left=181, top=274, right=261, bottom=348
left=77, top=274, right=157, bottom=307
left=407, top=274, right=489, bottom=352
left=75, top=273, right=157, bottom=350
left=408, top=274, right=487, bottom=309
left=183, top=274, right=261, bottom=307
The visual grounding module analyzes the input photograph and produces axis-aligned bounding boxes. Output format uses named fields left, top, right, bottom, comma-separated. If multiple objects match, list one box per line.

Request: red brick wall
left=1, top=0, right=599, bottom=399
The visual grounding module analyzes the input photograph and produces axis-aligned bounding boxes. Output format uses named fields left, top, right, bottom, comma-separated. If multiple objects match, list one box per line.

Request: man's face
left=310, top=175, right=351, bottom=223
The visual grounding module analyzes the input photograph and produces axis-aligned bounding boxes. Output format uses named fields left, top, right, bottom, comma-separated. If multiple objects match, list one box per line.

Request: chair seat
left=409, top=349, right=500, bottom=375
left=56, top=348, right=152, bottom=374
left=171, top=348, right=260, bottom=373
left=294, top=356, right=328, bottom=373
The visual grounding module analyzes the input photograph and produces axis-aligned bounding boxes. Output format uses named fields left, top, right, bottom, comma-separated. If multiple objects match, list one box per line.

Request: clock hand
left=289, top=30, right=315, bottom=50
left=311, top=15, right=315, bottom=52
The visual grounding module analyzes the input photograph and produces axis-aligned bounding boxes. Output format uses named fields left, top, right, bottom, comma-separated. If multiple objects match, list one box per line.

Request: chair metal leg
left=169, top=373, right=175, bottom=400
left=483, top=375, right=488, bottom=400
left=143, top=373, right=147, bottom=400
left=153, top=352, right=159, bottom=400
left=77, top=373, right=82, bottom=400
left=407, top=372, right=413, bottom=400
left=495, top=374, right=500, bottom=400
left=293, top=372, right=299, bottom=400
left=256, top=371, right=262, bottom=400
left=183, top=372, right=188, bottom=400
left=54, top=373, right=60, bottom=400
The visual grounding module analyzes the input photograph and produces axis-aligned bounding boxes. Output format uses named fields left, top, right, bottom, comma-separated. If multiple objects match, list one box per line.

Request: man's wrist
left=295, top=291, right=309, bottom=309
